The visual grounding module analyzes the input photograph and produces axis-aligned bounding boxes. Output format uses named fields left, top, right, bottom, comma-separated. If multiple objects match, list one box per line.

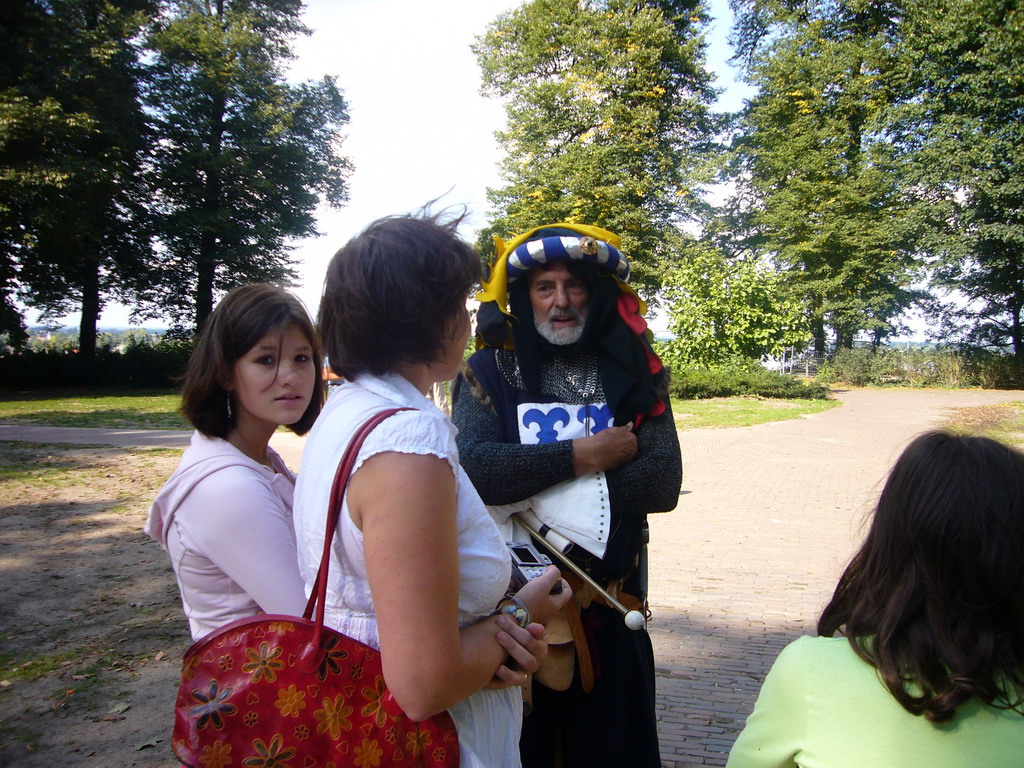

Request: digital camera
left=507, top=540, right=553, bottom=590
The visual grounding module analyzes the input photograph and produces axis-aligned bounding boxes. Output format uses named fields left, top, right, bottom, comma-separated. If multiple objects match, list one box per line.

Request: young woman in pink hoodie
left=146, top=283, right=324, bottom=640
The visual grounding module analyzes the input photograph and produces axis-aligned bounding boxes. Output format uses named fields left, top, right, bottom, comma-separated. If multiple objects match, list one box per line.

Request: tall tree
left=727, top=0, right=922, bottom=351
left=144, top=0, right=350, bottom=329
left=0, top=0, right=46, bottom=348
left=892, top=0, right=1024, bottom=355
left=473, top=0, right=722, bottom=293
left=0, top=0, right=152, bottom=356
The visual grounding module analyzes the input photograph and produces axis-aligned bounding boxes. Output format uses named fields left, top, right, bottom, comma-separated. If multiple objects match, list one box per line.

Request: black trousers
left=519, top=601, right=661, bottom=768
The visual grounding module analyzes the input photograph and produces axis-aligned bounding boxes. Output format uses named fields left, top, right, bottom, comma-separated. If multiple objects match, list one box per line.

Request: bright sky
left=283, top=0, right=749, bottom=326
left=29, top=0, right=751, bottom=330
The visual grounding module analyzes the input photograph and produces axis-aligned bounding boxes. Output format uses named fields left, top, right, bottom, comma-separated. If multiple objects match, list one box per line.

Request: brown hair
left=318, top=212, right=480, bottom=379
left=181, top=283, right=324, bottom=437
left=818, top=430, right=1024, bottom=722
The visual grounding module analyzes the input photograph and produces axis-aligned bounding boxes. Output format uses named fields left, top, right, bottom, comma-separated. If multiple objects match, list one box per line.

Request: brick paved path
left=648, top=388, right=1024, bottom=767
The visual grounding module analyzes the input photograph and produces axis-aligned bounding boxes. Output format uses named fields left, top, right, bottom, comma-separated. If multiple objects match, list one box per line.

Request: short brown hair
left=181, top=284, right=324, bottom=437
left=319, top=212, right=480, bottom=379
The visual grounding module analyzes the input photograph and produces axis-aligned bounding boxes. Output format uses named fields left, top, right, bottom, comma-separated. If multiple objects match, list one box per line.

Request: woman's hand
left=484, top=619, right=547, bottom=690
left=485, top=567, right=572, bottom=690
left=513, top=565, right=572, bottom=626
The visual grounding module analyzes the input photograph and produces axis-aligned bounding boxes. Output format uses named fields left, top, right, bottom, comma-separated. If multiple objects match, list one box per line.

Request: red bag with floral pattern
left=171, top=408, right=459, bottom=768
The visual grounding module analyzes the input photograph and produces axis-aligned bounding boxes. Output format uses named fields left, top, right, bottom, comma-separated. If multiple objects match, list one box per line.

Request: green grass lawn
left=0, top=388, right=841, bottom=431
left=0, top=389, right=188, bottom=429
left=671, top=394, right=839, bottom=430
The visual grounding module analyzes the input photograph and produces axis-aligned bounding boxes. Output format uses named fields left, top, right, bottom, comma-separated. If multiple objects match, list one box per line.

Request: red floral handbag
left=171, top=408, right=459, bottom=768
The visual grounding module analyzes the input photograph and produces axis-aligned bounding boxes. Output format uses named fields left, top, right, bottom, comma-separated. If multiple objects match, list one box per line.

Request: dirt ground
left=0, top=442, right=187, bottom=768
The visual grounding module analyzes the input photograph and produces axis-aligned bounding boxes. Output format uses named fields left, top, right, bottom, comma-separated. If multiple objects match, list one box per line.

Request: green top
left=726, top=636, right=1024, bottom=768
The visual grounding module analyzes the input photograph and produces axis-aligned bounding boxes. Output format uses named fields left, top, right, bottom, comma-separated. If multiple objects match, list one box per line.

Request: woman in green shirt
left=727, top=430, right=1024, bottom=768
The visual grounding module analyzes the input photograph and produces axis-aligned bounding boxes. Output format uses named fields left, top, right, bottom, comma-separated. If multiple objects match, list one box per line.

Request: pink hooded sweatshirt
left=145, top=431, right=307, bottom=640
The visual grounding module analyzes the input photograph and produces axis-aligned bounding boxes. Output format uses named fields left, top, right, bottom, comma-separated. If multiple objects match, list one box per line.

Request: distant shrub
left=899, top=347, right=940, bottom=387
left=960, top=348, right=1024, bottom=389
left=656, top=344, right=1024, bottom=394
left=812, top=346, right=1024, bottom=389
left=828, top=348, right=875, bottom=387
left=667, top=359, right=832, bottom=401
left=814, top=359, right=837, bottom=384
left=0, top=337, right=192, bottom=389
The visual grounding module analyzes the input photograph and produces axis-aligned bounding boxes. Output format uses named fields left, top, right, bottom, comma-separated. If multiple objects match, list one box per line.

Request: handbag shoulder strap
left=303, top=407, right=414, bottom=625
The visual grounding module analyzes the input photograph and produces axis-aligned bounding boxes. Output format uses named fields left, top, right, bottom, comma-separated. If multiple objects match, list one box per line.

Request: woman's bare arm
left=349, top=451, right=568, bottom=720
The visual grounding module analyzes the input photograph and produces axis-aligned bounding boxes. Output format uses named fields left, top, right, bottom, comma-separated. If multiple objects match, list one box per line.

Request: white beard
left=535, top=306, right=586, bottom=345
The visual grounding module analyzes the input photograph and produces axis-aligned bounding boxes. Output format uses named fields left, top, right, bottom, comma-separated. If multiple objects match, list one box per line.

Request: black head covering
left=506, top=258, right=663, bottom=426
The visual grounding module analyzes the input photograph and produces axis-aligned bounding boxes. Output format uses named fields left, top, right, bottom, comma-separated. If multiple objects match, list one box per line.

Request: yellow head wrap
left=476, top=223, right=646, bottom=334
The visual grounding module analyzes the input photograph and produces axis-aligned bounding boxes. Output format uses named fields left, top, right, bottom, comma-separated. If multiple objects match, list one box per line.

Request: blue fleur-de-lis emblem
left=523, top=407, right=570, bottom=443
left=577, top=404, right=614, bottom=434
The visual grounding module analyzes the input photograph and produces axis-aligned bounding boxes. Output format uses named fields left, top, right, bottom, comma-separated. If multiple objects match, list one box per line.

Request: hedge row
left=5, top=341, right=1021, bottom=395
left=666, top=362, right=832, bottom=400
left=816, top=347, right=1024, bottom=389
left=0, top=341, right=193, bottom=389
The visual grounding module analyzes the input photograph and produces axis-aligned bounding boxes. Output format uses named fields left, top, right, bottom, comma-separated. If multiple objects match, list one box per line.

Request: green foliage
left=663, top=357, right=832, bottom=400
left=815, top=346, right=1024, bottom=389
left=726, top=0, right=923, bottom=350
left=820, top=347, right=874, bottom=386
left=958, top=348, right=1024, bottom=390
left=659, top=240, right=810, bottom=367
left=0, top=336, right=192, bottom=389
left=23, top=327, right=160, bottom=353
left=0, top=0, right=154, bottom=355
left=2, top=0, right=351, bottom=344
left=891, top=0, right=1024, bottom=355
left=724, top=0, right=1024, bottom=357
left=473, top=0, right=722, bottom=292
left=143, top=0, right=352, bottom=328
left=27, top=331, right=79, bottom=354
left=663, top=345, right=1024, bottom=395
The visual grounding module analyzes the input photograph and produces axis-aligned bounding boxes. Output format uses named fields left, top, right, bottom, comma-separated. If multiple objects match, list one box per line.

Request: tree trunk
left=195, top=235, right=216, bottom=330
left=812, top=314, right=826, bottom=355
left=836, top=328, right=854, bottom=350
left=1011, top=300, right=1023, bottom=358
left=78, top=259, right=101, bottom=358
left=195, top=84, right=227, bottom=331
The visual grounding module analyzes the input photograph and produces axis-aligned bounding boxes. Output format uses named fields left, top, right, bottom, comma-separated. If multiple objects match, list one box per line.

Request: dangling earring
left=226, top=392, right=233, bottom=420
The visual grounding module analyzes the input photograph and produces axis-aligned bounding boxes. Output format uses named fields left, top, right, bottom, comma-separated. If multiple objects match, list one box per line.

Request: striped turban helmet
left=475, top=222, right=644, bottom=349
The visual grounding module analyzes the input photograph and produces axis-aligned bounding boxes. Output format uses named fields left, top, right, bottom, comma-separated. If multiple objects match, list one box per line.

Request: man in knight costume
left=452, top=223, right=682, bottom=768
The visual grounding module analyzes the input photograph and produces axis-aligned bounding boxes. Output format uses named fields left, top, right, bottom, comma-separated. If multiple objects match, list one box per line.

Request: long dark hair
left=818, top=430, right=1024, bottom=722
left=181, top=283, right=324, bottom=438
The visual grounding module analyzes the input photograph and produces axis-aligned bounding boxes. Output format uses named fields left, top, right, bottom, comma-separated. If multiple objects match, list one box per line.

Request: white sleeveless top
left=293, top=372, right=522, bottom=768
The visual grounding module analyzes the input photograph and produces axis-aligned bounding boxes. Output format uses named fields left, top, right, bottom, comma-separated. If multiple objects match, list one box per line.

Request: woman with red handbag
left=294, top=212, right=572, bottom=767
left=146, top=283, right=325, bottom=640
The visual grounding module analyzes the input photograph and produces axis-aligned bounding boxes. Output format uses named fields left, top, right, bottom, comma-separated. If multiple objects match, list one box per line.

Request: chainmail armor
left=495, top=348, right=605, bottom=403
